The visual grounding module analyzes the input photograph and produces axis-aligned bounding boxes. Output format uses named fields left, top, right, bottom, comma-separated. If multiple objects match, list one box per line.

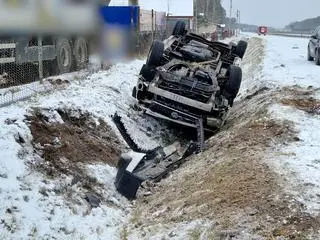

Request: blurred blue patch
left=99, top=6, right=139, bottom=63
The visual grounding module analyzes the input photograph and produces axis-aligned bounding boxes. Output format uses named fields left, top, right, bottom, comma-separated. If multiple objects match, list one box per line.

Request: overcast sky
left=109, top=0, right=320, bottom=28
left=221, top=0, right=320, bottom=28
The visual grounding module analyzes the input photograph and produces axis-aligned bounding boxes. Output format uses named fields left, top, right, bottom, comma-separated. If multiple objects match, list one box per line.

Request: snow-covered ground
left=264, top=35, right=320, bottom=88
left=0, top=59, right=173, bottom=239
left=262, top=35, right=320, bottom=213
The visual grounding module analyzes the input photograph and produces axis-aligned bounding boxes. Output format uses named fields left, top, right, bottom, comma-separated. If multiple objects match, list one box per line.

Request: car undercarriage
left=133, top=22, right=247, bottom=131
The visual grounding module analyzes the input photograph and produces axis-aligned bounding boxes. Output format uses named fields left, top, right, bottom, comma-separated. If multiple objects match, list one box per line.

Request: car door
left=310, top=27, right=319, bottom=57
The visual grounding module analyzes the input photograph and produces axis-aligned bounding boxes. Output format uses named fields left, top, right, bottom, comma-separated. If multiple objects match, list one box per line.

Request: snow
left=269, top=104, right=320, bottom=212
left=260, top=35, right=320, bottom=213
left=263, top=35, right=320, bottom=88
left=0, top=59, right=171, bottom=239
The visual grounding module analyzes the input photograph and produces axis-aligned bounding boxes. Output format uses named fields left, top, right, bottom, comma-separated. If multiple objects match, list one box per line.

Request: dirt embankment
left=26, top=108, right=122, bottom=177
left=127, top=37, right=320, bottom=239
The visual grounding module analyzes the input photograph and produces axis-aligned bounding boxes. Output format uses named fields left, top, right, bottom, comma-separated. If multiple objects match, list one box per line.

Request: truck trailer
left=0, top=0, right=99, bottom=84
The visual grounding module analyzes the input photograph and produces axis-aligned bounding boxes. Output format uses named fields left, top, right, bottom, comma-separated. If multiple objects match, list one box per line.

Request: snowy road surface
left=264, top=35, right=320, bottom=213
left=0, top=34, right=320, bottom=239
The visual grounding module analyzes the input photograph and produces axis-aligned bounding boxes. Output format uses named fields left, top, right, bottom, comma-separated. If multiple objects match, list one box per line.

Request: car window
left=317, top=27, right=320, bottom=38
left=312, top=26, right=319, bottom=36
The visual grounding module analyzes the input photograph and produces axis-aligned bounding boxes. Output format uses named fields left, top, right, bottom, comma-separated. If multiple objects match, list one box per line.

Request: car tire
left=140, top=64, right=156, bottom=81
left=234, top=40, right=248, bottom=59
left=224, top=65, right=242, bottom=101
left=316, top=49, right=320, bottom=65
left=146, top=40, right=164, bottom=67
left=172, top=21, right=186, bottom=36
left=73, top=37, right=88, bottom=70
left=308, top=45, right=314, bottom=61
left=56, top=38, right=73, bottom=74
left=132, top=86, right=137, bottom=98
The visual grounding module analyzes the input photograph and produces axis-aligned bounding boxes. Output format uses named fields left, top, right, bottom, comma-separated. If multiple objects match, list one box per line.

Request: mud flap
left=115, top=153, right=145, bottom=199
left=115, top=169, right=144, bottom=200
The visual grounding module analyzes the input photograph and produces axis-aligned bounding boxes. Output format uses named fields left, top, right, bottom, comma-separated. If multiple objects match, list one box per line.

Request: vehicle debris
left=113, top=112, right=198, bottom=199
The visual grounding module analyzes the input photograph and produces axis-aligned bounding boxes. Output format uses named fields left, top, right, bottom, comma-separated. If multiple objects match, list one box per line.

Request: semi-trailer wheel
left=74, top=37, right=89, bottom=70
left=56, top=38, right=73, bottom=74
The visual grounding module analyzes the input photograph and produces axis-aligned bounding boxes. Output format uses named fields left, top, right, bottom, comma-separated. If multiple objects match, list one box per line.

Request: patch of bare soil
left=130, top=86, right=320, bottom=239
left=279, top=86, right=320, bottom=115
left=281, top=98, right=320, bottom=115
left=26, top=108, right=122, bottom=177
left=23, top=108, right=126, bottom=210
left=47, top=78, right=70, bottom=89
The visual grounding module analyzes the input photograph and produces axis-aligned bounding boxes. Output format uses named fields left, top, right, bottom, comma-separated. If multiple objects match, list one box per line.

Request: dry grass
left=130, top=85, right=320, bottom=239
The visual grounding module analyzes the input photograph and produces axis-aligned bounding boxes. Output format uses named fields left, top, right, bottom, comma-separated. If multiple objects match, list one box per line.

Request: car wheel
left=146, top=40, right=164, bottom=67
left=56, top=38, right=73, bottom=74
left=224, top=65, right=242, bottom=103
left=234, top=40, right=248, bottom=59
left=172, top=21, right=186, bottom=36
left=140, top=64, right=156, bottom=81
left=316, top=49, right=320, bottom=65
left=308, top=45, right=314, bottom=61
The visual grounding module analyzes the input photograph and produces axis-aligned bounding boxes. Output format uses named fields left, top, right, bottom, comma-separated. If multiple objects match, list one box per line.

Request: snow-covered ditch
left=0, top=59, right=173, bottom=239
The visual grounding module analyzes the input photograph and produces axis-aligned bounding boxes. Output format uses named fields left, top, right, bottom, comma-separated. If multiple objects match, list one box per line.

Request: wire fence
left=0, top=41, right=42, bottom=107
left=0, top=36, right=94, bottom=108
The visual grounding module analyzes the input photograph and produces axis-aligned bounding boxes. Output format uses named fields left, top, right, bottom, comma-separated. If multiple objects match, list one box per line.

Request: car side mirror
left=311, top=35, right=317, bottom=39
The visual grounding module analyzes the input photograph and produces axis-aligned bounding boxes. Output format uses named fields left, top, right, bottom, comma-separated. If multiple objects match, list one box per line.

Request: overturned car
left=133, top=21, right=247, bottom=131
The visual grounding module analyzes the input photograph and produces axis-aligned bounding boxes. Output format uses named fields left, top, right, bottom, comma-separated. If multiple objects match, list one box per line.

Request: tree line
left=195, top=0, right=226, bottom=26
